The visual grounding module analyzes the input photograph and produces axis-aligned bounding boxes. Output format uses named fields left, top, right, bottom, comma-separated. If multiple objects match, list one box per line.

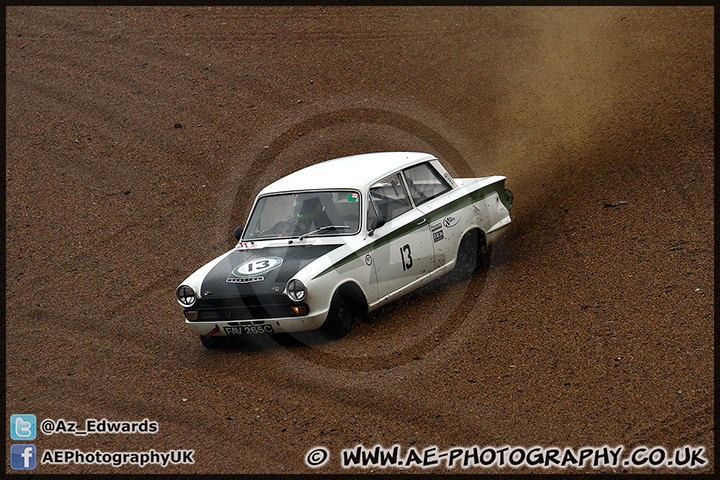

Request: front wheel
left=200, top=334, right=227, bottom=349
left=320, top=290, right=356, bottom=340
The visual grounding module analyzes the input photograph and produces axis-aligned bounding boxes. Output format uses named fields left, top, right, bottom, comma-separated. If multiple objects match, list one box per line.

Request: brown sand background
left=5, top=6, right=713, bottom=474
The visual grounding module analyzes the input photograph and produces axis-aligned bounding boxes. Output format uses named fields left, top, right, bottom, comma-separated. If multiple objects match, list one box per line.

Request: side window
left=402, top=162, right=451, bottom=206
left=369, top=173, right=412, bottom=222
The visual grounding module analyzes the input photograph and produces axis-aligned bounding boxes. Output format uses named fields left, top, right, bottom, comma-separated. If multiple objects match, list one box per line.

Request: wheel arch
left=333, top=280, right=369, bottom=313
left=456, top=226, right=486, bottom=257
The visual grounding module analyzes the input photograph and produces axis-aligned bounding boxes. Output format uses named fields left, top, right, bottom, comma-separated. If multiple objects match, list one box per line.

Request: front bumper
left=185, top=311, right=328, bottom=336
left=182, top=293, right=329, bottom=335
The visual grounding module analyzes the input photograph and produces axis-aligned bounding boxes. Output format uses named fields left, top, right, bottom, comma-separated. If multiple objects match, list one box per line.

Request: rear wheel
left=454, top=230, right=481, bottom=278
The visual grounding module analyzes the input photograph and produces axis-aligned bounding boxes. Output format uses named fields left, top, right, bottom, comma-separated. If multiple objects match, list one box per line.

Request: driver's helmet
left=294, top=196, right=323, bottom=223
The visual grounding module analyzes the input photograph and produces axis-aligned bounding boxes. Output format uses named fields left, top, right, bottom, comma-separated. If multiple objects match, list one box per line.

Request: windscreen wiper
left=298, top=225, right=350, bottom=241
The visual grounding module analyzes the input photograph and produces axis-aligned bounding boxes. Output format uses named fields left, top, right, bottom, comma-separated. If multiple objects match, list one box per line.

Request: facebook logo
left=11, top=444, right=37, bottom=470
left=10, top=414, right=36, bottom=440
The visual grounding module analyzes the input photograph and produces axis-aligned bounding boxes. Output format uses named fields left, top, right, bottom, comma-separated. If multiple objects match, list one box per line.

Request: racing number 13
left=248, top=260, right=270, bottom=272
left=400, top=244, right=413, bottom=271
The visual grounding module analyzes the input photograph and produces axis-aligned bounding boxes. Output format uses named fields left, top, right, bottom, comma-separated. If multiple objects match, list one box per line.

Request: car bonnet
left=199, top=244, right=341, bottom=298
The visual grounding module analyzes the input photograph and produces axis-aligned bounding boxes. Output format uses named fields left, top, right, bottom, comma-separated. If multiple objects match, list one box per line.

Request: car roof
left=258, top=151, right=437, bottom=195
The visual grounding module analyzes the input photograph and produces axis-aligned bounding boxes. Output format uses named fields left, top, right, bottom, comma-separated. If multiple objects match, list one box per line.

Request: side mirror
left=368, top=218, right=386, bottom=236
left=233, top=225, right=244, bottom=241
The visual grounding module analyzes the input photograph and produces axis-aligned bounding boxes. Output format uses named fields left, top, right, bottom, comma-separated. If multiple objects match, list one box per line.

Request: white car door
left=401, top=161, right=456, bottom=269
left=367, top=172, right=435, bottom=300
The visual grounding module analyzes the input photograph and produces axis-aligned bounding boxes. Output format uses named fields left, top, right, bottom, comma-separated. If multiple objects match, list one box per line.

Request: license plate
left=224, top=324, right=275, bottom=336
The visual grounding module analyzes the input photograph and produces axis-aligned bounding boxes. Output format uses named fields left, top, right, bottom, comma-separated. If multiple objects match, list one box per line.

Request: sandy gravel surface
left=5, top=6, right=713, bottom=474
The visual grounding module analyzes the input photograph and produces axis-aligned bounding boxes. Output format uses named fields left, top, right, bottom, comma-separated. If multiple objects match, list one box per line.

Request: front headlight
left=176, top=285, right=196, bottom=307
left=286, top=279, right=307, bottom=302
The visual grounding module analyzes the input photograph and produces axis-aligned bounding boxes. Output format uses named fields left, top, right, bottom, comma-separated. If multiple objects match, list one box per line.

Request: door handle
left=417, top=218, right=427, bottom=226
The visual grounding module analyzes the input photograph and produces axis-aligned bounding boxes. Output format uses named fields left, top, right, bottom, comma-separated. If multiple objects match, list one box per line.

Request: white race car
left=176, top=152, right=513, bottom=347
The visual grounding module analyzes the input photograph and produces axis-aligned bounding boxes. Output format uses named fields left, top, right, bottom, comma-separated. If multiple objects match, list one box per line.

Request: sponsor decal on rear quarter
left=443, top=213, right=460, bottom=228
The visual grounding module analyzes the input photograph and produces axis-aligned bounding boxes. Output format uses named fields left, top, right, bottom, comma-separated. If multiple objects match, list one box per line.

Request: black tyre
left=454, top=230, right=481, bottom=278
left=320, top=289, right=356, bottom=340
left=200, top=334, right=227, bottom=349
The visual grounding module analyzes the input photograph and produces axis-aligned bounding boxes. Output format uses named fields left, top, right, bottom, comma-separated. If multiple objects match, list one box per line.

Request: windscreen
left=243, top=191, right=361, bottom=240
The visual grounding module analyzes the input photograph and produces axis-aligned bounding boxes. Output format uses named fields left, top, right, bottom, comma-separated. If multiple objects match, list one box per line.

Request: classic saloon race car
left=176, top=152, right=513, bottom=347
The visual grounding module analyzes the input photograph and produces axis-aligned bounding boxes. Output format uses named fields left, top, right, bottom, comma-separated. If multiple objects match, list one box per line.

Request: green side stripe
left=312, top=180, right=507, bottom=280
